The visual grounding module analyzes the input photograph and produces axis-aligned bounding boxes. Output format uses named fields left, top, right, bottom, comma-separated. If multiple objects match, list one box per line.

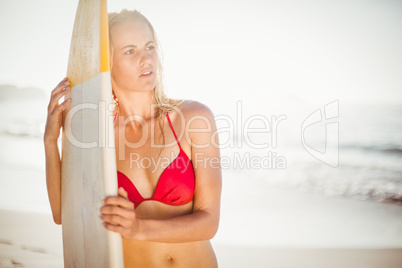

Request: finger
left=118, top=187, right=128, bottom=199
left=100, top=214, right=132, bottom=228
left=50, top=98, right=71, bottom=118
left=100, top=205, right=134, bottom=219
left=46, top=98, right=71, bottom=131
left=102, top=222, right=127, bottom=235
left=50, top=78, right=70, bottom=99
left=48, top=86, right=70, bottom=114
left=103, top=196, right=134, bottom=209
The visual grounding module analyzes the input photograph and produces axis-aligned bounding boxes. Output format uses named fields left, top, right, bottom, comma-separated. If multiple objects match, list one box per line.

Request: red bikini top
left=117, top=113, right=195, bottom=208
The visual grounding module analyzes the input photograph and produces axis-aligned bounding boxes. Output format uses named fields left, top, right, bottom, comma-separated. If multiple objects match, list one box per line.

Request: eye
left=146, top=46, right=155, bottom=51
left=124, top=49, right=134, bottom=55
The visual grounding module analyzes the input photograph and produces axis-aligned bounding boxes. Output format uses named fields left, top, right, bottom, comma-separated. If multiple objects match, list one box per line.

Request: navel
left=166, top=254, right=173, bottom=263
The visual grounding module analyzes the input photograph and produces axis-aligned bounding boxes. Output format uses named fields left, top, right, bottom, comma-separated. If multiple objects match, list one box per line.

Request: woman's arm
left=101, top=101, right=222, bottom=242
left=44, top=78, right=71, bottom=225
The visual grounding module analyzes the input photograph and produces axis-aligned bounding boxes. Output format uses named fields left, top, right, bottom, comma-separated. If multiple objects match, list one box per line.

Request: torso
left=114, top=108, right=218, bottom=267
left=123, top=237, right=217, bottom=268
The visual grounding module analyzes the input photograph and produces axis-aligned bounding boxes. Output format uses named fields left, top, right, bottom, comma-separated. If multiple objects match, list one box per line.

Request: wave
left=0, top=124, right=44, bottom=138
left=0, top=85, right=46, bottom=100
left=341, top=143, right=402, bottom=156
left=0, top=118, right=44, bottom=138
left=382, top=148, right=402, bottom=155
left=260, top=161, right=402, bottom=206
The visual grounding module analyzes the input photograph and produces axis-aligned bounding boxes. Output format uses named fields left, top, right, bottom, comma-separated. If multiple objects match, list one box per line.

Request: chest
left=114, top=120, right=185, bottom=198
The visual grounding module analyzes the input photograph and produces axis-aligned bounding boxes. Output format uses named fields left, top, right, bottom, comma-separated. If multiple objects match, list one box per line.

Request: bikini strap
left=113, top=112, right=118, bottom=126
left=166, top=113, right=182, bottom=150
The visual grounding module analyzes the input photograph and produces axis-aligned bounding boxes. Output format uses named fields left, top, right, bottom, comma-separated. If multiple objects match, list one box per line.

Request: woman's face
left=110, top=20, right=157, bottom=93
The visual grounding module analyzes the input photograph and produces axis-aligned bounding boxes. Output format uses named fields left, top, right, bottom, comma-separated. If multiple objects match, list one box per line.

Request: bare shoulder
left=172, top=100, right=218, bottom=148
left=176, top=100, right=215, bottom=122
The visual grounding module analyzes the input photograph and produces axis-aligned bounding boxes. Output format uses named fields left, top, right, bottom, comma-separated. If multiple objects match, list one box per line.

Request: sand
left=214, top=245, right=402, bottom=268
left=0, top=210, right=62, bottom=268
left=214, top=172, right=402, bottom=248
left=1, top=162, right=402, bottom=267
left=1, top=209, right=402, bottom=268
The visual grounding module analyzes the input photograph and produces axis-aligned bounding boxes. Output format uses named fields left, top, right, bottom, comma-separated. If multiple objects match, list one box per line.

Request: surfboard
left=61, top=0, right=123, bottom=267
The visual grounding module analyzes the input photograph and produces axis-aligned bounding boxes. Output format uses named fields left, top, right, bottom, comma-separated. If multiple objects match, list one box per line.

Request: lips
left=139, top=70, right=153, bottom=77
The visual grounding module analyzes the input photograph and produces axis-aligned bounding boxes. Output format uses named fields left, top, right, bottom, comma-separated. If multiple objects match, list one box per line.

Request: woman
left=44, top=9, right=222, bottom=267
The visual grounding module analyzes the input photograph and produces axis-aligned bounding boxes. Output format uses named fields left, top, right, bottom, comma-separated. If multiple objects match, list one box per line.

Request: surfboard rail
left=61, top=0, right=123, bottom=267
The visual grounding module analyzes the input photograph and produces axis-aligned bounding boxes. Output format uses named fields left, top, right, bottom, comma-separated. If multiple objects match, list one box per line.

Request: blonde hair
left=108, top=9, right=183, bottom=118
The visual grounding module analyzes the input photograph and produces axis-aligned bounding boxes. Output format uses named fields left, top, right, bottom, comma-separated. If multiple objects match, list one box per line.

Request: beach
left=0, top=210, right=62, bottom=268
left=1, top=99, right=402, bottom=267
left=1, top=135, right=402, bottom=267
left=1, top=166, right=402, bottom=267
left=2, top=0, right=402, bottom=265
left=1, top=189, right=402, bottom=268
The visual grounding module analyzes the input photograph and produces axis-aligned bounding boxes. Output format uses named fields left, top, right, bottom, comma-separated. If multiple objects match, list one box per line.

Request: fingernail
left=63, top=86, right=70, bottom=91
left=64, top=81, right=70, bottom=85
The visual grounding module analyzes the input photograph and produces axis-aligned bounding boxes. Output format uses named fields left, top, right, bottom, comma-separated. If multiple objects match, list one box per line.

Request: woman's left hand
left=100, top=187, right=140, bottom=239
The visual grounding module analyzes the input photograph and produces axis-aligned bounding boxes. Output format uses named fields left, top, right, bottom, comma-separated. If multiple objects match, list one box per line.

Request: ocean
left=0, top=92, right=401, bottom=214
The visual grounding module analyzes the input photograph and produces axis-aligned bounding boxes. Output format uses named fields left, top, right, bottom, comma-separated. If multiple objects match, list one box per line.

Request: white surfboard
left=61, top=0, right=123, bottom=267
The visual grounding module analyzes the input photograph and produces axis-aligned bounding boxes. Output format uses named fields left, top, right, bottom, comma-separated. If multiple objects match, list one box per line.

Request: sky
left=0, top=0, right=401, bottom=116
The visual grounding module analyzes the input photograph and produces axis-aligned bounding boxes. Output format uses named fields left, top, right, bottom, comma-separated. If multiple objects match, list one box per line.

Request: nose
left=139, top=49, right=151, bottom=66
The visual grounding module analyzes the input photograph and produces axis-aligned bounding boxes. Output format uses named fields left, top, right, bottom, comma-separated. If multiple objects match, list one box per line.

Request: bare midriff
left=114, top=116, right=218, bottom=267
left=123, top=201, right=218, bottom=268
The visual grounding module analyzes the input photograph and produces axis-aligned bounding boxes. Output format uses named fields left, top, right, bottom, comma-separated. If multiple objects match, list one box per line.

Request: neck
left=115, top=90, right=158, bottom=121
